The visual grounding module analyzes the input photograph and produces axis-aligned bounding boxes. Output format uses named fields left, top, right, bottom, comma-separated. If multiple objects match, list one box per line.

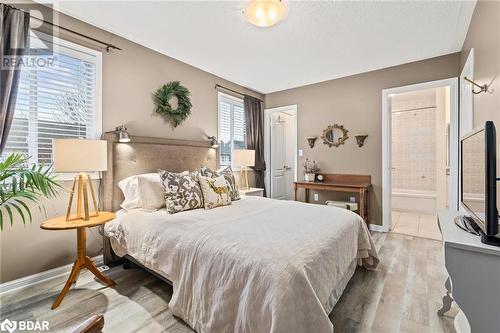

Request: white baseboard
left=369, top=224, right=388, bottom=233
left=0, top=255, right=103, bottom=295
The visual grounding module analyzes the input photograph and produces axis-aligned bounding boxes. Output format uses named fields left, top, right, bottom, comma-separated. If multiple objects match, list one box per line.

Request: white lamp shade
left=53, top=139, right=107, bottom=172
left=233, top=149, right=255, bottom=167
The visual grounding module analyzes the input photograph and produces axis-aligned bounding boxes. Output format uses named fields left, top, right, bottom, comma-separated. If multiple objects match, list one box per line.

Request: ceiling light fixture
left=244, top=0, right=287, bottom=28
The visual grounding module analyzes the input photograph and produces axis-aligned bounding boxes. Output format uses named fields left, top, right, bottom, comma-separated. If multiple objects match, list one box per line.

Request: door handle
left=283, top=165, right=291, bottom=170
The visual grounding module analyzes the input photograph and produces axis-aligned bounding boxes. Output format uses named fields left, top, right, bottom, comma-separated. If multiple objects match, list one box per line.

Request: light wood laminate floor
left=0, top=232, right=458, bottom=332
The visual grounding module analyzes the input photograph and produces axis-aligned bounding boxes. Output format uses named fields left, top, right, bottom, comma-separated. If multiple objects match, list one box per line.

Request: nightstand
left=40, top=212, right=116, bottom=309
left=240, top=188, right=264, bottom=197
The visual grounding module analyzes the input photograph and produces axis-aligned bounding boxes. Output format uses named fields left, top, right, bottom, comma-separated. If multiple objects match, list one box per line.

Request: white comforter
left=105, top=197, right=378, bottom=333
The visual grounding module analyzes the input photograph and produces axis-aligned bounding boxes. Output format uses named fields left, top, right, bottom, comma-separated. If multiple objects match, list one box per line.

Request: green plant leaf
left=14, top=199, right=32, bottom=223
left=5, top=204, right=13, bottom=226
left=10, top=201, right=26, bottom=225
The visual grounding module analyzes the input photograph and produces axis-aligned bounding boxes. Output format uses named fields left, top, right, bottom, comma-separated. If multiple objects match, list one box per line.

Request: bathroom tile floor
left=391, top=210, right=442, bottom=241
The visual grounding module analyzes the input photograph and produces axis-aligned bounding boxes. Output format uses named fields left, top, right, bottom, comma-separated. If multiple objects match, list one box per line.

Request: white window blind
left=218, top=93, right=246, bottom=167
left=2, top=32, right=101, bottom=165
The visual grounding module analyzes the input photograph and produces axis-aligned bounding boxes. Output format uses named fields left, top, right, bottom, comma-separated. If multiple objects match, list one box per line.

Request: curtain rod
left=31, top=16, right=122, bottom=52
left=5, top=4, right=121, bottom=52
left=215, top=84, right=263, bottom=102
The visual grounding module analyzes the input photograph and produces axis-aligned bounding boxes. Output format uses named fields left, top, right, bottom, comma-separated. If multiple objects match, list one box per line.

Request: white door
left=270, top=112, right=295, bottom=200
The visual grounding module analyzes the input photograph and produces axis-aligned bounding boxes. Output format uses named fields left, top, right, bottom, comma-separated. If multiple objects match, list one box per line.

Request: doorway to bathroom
left=382, top=78, right=458, bottom=240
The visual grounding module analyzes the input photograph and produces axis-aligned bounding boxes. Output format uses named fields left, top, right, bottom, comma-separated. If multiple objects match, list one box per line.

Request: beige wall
left=265, top=54, right=460, bottom=226
left=460, top=0, right=500, bottom=132
left=0, top=4, right=262, bottom=283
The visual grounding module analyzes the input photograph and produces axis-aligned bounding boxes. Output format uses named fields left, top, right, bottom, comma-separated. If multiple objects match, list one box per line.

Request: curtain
left=244, top=95, right=266, bottom=196
left=0, top=4, right=30, bottom=154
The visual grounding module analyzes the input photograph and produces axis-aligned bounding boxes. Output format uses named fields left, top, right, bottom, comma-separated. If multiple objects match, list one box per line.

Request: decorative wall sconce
left=208, top=136, right=219, bottom=148
left=306, top=136, right=317, bottom=148
left=355, top=133, right=368, bottom=147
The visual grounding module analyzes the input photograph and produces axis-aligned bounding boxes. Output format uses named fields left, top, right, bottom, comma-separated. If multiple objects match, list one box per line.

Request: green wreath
left=153, top=81, right=192, bottom=128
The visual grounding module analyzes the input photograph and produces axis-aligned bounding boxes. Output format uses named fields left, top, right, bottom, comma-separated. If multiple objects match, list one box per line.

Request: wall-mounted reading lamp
left=208, top=136, right=219, bottom=148
left=103, top=125, right=131, bottom=143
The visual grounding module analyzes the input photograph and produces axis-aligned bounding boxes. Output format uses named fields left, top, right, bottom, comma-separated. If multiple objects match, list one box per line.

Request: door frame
left=381, top=78, right=459, bottom=232
left=264, top=105, right=298, bottom=199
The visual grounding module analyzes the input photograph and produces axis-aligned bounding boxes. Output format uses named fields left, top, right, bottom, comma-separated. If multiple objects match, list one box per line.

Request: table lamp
left=53, top=139, right=107, bottom=221
left=233, top=149, right=255, bottom=190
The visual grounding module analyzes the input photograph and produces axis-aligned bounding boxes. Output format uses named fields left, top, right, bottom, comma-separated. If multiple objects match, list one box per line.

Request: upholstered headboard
left=101, top=133, right=218, bottom=264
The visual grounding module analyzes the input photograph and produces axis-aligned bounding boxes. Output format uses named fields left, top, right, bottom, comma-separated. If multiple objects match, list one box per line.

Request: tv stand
left=438, top=210, right=500, bottom=333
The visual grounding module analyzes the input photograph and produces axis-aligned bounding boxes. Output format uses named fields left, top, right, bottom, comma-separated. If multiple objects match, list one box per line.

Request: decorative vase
left=304, top=173, right=315, bottom=182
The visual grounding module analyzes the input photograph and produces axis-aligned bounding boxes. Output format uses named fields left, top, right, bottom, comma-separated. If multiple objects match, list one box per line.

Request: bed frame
left=100, top=133, right=218, bottom=265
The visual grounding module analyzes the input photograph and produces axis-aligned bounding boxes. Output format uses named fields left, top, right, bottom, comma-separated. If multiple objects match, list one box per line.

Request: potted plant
left=302, top=158, right=320, bottom=182
left=0, top=153, right=61, bottom=230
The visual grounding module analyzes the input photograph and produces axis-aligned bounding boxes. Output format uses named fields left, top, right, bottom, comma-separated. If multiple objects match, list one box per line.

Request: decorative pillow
left=198, top=175, right=232, bottom=209
left=200, top=166, right=240, bottom=201
left=158, top=170, right=204, bottom=214
left=136, top=173, right=165, bottom=211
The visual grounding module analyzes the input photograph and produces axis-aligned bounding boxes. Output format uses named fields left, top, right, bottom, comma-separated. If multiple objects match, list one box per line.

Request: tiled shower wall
left=392, top=97, right=437, bottom=192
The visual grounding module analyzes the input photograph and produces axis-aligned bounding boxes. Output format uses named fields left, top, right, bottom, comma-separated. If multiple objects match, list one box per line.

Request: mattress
left=104, top=196, right=379, bottom=333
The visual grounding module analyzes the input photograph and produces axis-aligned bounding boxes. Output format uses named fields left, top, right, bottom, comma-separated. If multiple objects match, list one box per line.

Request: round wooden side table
left=40, top=212, right=116, bottom=309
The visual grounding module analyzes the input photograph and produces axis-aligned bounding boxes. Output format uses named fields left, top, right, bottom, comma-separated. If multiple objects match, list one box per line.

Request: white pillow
left=117, top=176, right=142, bottom=211
left=137, top=173, right=165, bottom=211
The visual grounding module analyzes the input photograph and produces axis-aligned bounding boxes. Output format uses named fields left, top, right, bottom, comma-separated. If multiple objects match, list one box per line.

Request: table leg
left=305, top=188, right=310, bottom=203
left=365, top=190, right=370, bottom=224
left=85, top=256, right=115, bottom=286
left=51, top=227, right=114, bottom=309
left=51, top=260, right=81, bottom=309
left=294, top=183, right=298, bottom=201
left=359, top=189, right=366, bottom=221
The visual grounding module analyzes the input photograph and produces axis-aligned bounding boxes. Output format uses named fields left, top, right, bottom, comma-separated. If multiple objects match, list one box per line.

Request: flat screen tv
left=461, top=121, right=500, bottom=246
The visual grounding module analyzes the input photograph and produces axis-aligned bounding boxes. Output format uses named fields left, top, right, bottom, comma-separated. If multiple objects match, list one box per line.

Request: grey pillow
left=200, top=166, right=240, bottom=201
left=158, top=170, right=204, bottom=214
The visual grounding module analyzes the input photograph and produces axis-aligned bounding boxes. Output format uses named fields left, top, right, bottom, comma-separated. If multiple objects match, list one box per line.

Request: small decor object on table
left=316, top=174, right=324, bottom=182
left=302, top=158, right=319, bottom=182
left=153, top=81, right=192, bottom=128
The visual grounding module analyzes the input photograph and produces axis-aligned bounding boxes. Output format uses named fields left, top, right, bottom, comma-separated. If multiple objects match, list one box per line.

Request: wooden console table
left=294, top=174, right=371, bottom=223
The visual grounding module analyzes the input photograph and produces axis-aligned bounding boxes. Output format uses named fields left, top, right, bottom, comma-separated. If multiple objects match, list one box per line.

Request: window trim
left=16, top=32, right=103, bottom=181
left=217, top=92, right=245, bottom=171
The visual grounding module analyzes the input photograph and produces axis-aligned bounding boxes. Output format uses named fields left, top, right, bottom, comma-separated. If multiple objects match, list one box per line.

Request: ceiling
left=48, top=1, right=476, bottom=94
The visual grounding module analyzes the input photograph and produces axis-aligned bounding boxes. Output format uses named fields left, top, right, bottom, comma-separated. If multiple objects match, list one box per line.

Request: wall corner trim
left=0, top=255, right=103, bottom=295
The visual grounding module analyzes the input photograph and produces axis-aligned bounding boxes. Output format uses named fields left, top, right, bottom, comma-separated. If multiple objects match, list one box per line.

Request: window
left=218, top=93, right=246, bottom=167
left=2, top=32, right=102, bottom=165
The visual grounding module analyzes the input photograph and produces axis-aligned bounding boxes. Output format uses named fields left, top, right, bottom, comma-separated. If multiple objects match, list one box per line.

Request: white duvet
left=105, top=196, right=379, bottom=333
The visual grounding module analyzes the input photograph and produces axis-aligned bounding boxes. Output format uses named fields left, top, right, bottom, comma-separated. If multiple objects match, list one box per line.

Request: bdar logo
left=0, top=319, right=17, bottom=333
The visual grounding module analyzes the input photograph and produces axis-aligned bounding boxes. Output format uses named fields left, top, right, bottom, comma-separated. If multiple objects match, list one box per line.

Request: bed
left=101, top=134, right=379, bottom=333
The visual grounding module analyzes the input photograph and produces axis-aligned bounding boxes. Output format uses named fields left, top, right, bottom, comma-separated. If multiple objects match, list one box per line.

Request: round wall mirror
left=321, top=124, right=349, bottom=147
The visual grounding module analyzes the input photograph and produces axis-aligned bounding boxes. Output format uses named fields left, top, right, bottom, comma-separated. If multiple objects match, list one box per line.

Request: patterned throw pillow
left=158, top=170, right=204, bottom=214
left=200, top=166, right=240, bottom=201
left=198, top=175, right=232, bottom=210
